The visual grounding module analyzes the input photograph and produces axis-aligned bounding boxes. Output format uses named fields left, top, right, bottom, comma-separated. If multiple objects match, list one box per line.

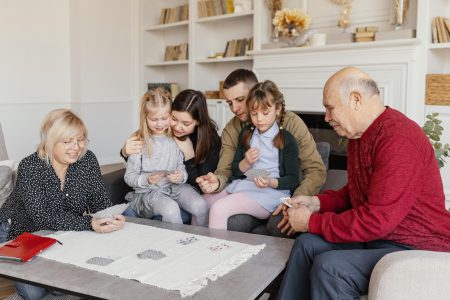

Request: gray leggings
left=157, top=184, right=208, bottom=226
left=130, top=184, right=208, bottom=226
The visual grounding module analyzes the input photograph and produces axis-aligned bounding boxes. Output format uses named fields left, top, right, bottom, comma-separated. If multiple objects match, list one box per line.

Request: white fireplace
left=251, top=39, right=425, bottom=125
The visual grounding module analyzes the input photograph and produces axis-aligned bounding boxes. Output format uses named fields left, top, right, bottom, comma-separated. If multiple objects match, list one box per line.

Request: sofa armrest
left=102, top=168, right=132, bottom=205
left=368, top=250, right=450, bottom=300
left=320, top=169, right=348, bottom=192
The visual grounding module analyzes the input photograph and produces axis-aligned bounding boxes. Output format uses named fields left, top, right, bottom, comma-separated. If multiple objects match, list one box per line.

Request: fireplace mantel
left=250, top=38, right=425, bottom=125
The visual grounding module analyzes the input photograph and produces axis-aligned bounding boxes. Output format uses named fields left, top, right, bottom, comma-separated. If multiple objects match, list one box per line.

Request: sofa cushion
left=0, top=123, right=8, bottom=161
left=0, top=165, right=13, bottom=208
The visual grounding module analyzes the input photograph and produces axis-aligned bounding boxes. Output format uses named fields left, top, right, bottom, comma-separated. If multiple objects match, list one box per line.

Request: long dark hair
left=242, top=80, right=286, bottom=149
left=172, top=89, right=218, bottom=165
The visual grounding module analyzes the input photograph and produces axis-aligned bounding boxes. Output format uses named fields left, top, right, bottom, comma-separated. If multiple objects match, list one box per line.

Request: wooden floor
left=0, top=277, right=15, bottom=299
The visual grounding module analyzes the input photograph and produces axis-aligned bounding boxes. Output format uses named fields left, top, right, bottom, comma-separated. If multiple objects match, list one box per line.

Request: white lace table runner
left=39, top=223, right=265, bottom=297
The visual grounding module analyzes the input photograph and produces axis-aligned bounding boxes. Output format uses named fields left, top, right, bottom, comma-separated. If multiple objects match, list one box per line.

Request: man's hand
left=274, top=203, right=296, bottom=236
left=167, top=170, right=183, bottom=184
left=290, top=195, right=321, bottom=213
left=196, top=172, right=219, bottom=193
left=288, top=205, right=312, bottom=232
left=122, top=135, right=144, bottom=158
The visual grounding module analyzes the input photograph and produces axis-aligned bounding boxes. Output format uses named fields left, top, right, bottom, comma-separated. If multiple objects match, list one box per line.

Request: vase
left=285, top=24, right=299, bottom=47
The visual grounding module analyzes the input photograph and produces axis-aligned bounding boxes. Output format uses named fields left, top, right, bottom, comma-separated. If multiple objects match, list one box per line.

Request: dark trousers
left=277, top=233, right=412, bottom=300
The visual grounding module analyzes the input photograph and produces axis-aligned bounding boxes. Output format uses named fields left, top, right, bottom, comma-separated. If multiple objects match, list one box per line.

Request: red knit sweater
left=309, top=108, right=450, bottom=251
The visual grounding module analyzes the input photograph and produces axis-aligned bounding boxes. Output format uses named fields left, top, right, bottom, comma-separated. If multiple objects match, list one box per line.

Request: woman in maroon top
left=277, top=67, right=450, bottom=300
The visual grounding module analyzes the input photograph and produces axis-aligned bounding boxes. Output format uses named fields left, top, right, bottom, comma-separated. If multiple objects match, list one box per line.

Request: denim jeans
left=0, top=221, right=61, bottom=300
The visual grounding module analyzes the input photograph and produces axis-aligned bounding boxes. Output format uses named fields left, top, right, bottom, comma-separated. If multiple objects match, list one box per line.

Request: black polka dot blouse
left=0, top=150, right=111, bottom=240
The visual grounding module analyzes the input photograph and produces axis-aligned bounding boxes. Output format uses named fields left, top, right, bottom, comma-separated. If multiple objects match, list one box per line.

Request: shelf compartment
left=145, top=21, right=189, bottom=31
left=144, top=60, right=189, bottom=67
left=429, top=43, right=450, bottom=50
left=195, top=56, right=253, bottom=63
left=196, top=11, right=253, bottom=24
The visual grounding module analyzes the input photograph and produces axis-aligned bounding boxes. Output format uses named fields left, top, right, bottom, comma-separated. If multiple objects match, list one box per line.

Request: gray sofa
left=1, top=122, right=449, bottom=299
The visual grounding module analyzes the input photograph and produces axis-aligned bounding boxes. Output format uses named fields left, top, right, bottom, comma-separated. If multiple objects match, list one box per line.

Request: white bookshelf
left=144, top=21, right=189, bottom=31
left=196, top=10, right=254, bottom=23
left=141, top=0, right=256, bottom=95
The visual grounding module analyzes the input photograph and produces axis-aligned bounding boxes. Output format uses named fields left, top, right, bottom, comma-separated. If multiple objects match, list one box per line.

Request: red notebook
left=0, top=232, right=58, bottom=262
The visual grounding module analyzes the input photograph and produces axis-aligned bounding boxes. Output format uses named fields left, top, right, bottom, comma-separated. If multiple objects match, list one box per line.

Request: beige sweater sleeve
left=284, top=111, right=327, bottom=196
left=214, top=117, right=243, bottom=192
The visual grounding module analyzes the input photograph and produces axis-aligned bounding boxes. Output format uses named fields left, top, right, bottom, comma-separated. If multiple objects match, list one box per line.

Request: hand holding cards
left=152, top=170, right=175, bottom=176
left=245, top=169, right=270, bottom=181
left=280, top=197, right=292, bottom=208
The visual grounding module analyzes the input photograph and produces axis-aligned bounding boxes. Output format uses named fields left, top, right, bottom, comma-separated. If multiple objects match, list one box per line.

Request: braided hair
left=241, top=80, right=286, bottom=149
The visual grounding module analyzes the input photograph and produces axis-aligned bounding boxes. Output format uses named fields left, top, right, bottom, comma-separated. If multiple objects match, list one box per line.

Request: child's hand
left=244, top=147, right=259, bottom=165
left=255, top=176, right=276, bottom=188
left=167, top=170, right=183, bottom=184
left=147, top=173, right=164, bottom=184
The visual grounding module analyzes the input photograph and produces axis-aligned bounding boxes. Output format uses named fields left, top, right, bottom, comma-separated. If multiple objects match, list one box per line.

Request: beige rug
left=39, top=223, right=265, bottom=297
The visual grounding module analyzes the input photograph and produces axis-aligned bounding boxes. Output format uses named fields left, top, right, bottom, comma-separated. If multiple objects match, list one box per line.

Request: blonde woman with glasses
left=0, top=109, right=125, bottom=300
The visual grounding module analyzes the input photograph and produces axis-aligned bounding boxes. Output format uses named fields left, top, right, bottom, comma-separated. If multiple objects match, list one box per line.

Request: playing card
left=280, top=197, right=292, bottom=208
left=208, top=243, right=231, bottom=252
left=137, top=249, right=167, bottom=260
left=244, top=169, right=270, bottom=181
left=91, top=203, right=130, bottom=219
left=152, top=170, right=175, bottom=176
left=176, top=236, right=199, bottom=246
left=86, top=256, right=115, bottom=266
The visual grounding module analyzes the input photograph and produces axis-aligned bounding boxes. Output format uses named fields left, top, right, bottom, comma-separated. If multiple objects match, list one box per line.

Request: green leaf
left=430, top=134, right=440, bottom=141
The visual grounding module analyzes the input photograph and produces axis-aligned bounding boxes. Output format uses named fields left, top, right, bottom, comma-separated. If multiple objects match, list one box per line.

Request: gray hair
left=338, top=76, right=380, bottom=103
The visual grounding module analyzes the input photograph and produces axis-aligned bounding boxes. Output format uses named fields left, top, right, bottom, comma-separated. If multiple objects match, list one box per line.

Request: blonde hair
left=37, top=109, right=88, bottom=164
left=137, top=88, right=172, bottom=156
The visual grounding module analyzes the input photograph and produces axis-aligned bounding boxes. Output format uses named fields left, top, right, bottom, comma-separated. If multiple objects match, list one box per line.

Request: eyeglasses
left=61, top=138, right=88, bottom=150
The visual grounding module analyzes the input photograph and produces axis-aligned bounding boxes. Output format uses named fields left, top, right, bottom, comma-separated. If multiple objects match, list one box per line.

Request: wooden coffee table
left=0, top=218, right=294, bottom=299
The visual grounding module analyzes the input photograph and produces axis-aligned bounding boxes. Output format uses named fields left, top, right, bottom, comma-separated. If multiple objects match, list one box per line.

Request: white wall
left=0, top=0, right=71, bottom=159
left=0, top=0, right=138, bottom=165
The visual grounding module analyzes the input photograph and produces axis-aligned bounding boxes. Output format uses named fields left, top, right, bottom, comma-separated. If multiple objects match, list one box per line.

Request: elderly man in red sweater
left=276, top=67, right=450, bottom=300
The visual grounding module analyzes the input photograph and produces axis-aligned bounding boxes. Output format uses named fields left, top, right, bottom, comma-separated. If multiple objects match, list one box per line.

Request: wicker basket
left=425, top=74, right=450, bottom=105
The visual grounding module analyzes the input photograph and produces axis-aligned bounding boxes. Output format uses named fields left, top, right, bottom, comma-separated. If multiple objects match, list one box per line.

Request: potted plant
left=422, top=113, right=450, bottom=169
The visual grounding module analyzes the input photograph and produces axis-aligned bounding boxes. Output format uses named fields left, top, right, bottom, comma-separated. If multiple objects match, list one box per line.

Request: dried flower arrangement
left=272, top=8, right=311, bottom=36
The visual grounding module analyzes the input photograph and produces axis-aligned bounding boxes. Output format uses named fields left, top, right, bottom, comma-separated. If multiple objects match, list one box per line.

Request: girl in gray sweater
left=124, top=88, right=208, bottom=226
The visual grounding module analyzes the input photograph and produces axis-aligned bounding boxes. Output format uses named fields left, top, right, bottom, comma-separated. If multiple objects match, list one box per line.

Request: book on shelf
left=432, top=18, right=439, bottom=43
left=147, top=83, right=180, bottom=97
left=354, top=31, right=375, bottom=38
left=354, top=37, right=374, bottom=43
left=159, top=4, right=189, bottom=25
left=374, top=29, right=416, bottom=41
left=356, top=26, right=379, bottom=33
left=431, top=16, right=450, bottom=43
left=164, top=43, right=188, bottom=61
left=198, top=0, right=234, bottom=18
left=223, top=37, right=253, bottom=58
